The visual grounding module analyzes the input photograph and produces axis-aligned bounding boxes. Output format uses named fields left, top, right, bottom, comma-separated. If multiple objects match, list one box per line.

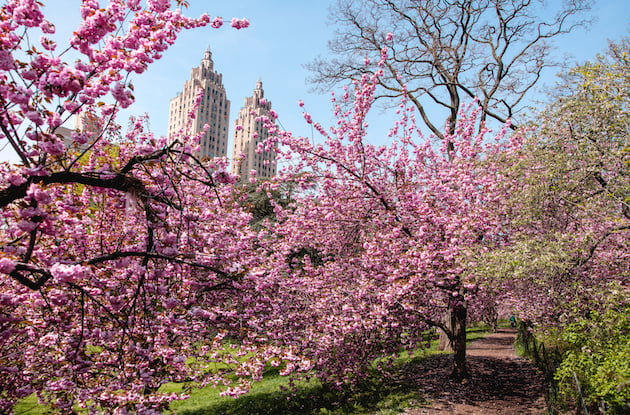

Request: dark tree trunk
left=451, top=301, right=468, bottom=380
left=436, top=300, right=469, bottom=380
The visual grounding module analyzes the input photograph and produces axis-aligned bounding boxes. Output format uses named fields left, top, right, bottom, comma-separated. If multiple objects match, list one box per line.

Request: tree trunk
left=436, top=301, right=469, bottom=380
left=437, top=312, right=453, bottom=352
left=451, top=302, right=468, bottom=380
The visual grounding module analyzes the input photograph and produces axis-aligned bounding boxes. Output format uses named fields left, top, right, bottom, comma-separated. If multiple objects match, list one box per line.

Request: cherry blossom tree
left=0, top=1, right=307, bottom=413
left=259, top=59, right=523, bottom=381
left=8, top=0, right=623, bottom=411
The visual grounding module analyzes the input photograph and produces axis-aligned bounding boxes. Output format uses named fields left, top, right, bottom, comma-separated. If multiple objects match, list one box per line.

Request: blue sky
left=4, top=0, right=630, bottom=163
left=134, top=0, right=630, bottom=146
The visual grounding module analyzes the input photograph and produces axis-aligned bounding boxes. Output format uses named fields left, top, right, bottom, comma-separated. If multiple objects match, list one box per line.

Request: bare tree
left=307, top=0, right=592, bottom=139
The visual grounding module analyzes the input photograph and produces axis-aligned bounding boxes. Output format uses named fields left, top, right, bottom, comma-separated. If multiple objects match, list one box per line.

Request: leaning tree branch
left=0, top=169, right=179, bottom=210
left=9, top=249, right=236, bottom=291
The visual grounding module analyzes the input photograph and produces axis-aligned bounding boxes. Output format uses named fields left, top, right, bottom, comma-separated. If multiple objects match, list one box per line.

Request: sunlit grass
left=14, top=325, right=492, bottom=414
left=12, top=394, right=49, bottom=415
left=165, top=366, right=425, bottom=415
left=165, top=325, right=492, bottom=415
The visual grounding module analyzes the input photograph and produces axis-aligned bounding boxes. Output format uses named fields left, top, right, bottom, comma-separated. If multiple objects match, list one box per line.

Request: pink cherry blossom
left=39, top=19, right=55, bottom=33
left=0, top=258, right=15, bottom=274
left=211, top=16, right=223, bottom=28
left=231, top=17, right=250, bottom=29
left=40, top=35, right=56, bottom=50
left=0, top=1, right=292, bottom=412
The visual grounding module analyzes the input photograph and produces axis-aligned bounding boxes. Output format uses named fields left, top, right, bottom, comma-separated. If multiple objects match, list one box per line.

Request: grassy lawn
left=13, top=325, right=492, bottom=415
left=167, top=325, right=492, bottom=415
left=164, top=355, right=433, bottom=415
left=13, top=395, right=48, bottom=415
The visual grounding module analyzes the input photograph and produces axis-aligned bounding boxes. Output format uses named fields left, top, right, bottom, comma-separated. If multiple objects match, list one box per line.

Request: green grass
left=166, top=325, right=492, bottom=415
left=466, top=324, right=492, bottom=344
left=165, top=362, right=427, bottom=415
left=12, top=395, right=49, bottom=415
left=13, top=325, right=492, bottom=415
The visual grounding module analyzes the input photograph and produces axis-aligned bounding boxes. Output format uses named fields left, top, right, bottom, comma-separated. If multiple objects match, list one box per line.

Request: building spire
left=203, top=45, right=212, bottom=62
left=200, top=45, right=214, bottom=72
left=253, top=78, right=264, bottom=101
left=231, top=78, right=277, bottom=181
left=169, top=46, right=229, bottom=160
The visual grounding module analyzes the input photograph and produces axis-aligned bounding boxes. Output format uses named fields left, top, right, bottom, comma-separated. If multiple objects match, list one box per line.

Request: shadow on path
left=405, top=329, right=547, bottom=415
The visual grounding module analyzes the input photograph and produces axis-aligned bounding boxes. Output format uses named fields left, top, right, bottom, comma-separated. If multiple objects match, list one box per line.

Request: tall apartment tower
left=231, top=79, right=277, bottom=181
left=167, top=48, right=230, bottom=159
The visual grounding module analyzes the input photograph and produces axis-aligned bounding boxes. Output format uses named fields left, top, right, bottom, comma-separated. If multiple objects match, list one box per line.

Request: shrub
left=554, top=302, right=630, bottom=414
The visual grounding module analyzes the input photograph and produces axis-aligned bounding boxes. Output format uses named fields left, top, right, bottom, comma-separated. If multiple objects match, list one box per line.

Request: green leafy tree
left=479, top=37, right=630, bottom=322
left=477, top=37, right=630, bottom=412
left=555, top=299, right=630, bottom=413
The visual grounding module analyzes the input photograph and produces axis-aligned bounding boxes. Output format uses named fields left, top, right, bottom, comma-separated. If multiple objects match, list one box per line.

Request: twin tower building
left=167, top=48, right=277, bottom=181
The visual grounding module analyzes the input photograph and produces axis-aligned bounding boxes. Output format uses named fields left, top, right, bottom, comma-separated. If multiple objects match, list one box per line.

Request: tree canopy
left=478, top=37, right=630, bottom=326
left=0, top=2, right=303, bottom=413
left=307, top=0, right=591, bottom=138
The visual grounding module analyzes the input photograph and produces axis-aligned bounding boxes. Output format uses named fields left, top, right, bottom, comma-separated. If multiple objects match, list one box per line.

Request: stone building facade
left=231, top=79, right=277, bottom=181
left=167, top=48, right=230, bottom=159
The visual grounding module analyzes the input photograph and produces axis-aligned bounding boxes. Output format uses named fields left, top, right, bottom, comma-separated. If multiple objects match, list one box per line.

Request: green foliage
left=518, top=39, right=630, bottom=413
left=237, top=179, right=298, bottom=230
left=165, top=362, right=425, bottom=415
left=476, top=37, right=630, bottom=331
left=12, top=395, right=50, bottom=415
left=554, top=301, right=630, bottom=413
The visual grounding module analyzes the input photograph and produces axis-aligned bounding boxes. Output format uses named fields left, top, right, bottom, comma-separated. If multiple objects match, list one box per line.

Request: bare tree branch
left=307, top=0, right=592, bottom=136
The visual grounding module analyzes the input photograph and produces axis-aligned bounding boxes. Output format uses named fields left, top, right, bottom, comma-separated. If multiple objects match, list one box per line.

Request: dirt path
left=403, top=328, right=547, bottom=415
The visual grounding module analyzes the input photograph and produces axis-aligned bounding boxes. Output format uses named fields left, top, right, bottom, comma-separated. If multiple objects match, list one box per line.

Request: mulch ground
left=403, top=328, right=547, bottom=415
